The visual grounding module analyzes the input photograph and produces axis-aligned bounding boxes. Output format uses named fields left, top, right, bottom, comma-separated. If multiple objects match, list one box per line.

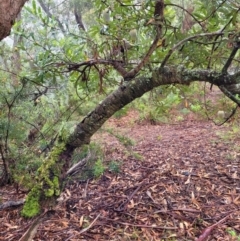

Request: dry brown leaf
left=128, top=199, right=135, bottom=209
left=3, top=223, right=18, bottom=229
left=232, top=171, right=238, bottom=179
left=61, top=221, right=69, bottom=227
left=179, top=222, right=184, bottom=229
left=79, top=215, right=84, bottom=227
left=185, top=175, right=191, bottom=184
left=65, top=188, right=71, bottom=197
left=233, top=195, right=240, bottom=205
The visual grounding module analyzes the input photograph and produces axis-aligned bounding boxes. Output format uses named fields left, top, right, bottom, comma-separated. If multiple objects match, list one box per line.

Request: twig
left=196, top=213, right=232, bottom=241
left=160, top=30, right=223, bottom=69
left=66, top=153, right=90, bottom=176
left=19, top=211, right=49, bottom=241
left=155, top=208, right=201, bottom=214
left=82, top=179, right=89, bottom=198
left=103, top=217, right=178, bottom=230
left=114, top=181, right=145, bottom=212
left=79, top=213, right=101, bottom=234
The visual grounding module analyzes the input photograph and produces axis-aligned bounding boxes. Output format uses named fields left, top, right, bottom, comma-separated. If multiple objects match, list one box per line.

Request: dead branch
left=66, top=153, right=91, bottom=176
left=79, top=213, right=101, bottom=234
left=196, top=213, right=232, bottom=241
left=19, top=211, right=49, bottom=241
left=103, top=217, right=178, bottom=230
left=0, top=199, right=25, bottom=210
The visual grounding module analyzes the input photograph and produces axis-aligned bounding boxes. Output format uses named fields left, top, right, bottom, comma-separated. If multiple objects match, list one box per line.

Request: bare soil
left=1, top=111, right=240, bottom=241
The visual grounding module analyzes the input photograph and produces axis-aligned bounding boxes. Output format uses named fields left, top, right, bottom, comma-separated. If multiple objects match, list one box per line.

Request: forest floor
left=1, top=110, right=240, bottom=241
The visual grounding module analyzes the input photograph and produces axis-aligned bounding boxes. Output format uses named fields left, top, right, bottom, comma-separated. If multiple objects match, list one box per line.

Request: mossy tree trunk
left=22, top=65, right=240, bottom=217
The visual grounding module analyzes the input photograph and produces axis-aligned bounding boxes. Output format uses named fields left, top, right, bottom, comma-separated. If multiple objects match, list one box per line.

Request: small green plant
left=226, top=228, right=240, bottom=240
left=93, top=159, right=105, bottom=178
left=190, top=103, right=202, bottom=112
left=216, top=123, right=240, bottom=142
left=130, top=151, right=144, bottom=161
left=68, top=142, right=105, bottom=181
left=176, top=115, right=184, bottom=121
left=113, top=106, right=129, bottom=119
left=108, top=161, right=121, bottom=174
left=105, top=128, right=135, bottom=148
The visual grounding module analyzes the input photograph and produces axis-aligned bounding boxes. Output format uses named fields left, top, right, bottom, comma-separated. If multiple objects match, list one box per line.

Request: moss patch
left=21, top=142, right=65, bottom=218
left=21, top=186, right=41, bottom=217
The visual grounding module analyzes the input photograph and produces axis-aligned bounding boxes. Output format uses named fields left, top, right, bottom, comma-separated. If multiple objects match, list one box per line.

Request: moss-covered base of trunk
left=21, top=142, right=65, bottom=218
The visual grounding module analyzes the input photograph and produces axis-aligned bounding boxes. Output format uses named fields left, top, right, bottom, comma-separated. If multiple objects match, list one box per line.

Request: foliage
left=105, top=128, right=135, bottom=147
left=108, top=160, right=121, bottom=174
left=226, top=228, right=240, bottom=241
left=92, top=159, right=105, bottom=178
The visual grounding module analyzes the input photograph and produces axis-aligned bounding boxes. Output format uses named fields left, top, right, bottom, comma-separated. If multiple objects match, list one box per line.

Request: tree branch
left=73, top=4, right=86, bottom=31
left=160, top=30, right=224, bottom=68
left=124, top=0, right=164, bottom=80
left=222, top=45, right=239, bottom=74
left=37, top=0, right=65, bottom=33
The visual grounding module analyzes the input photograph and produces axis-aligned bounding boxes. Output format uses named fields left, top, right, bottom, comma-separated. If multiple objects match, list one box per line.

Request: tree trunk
left=0, top=0, right=28, bottom=41
left=21, top=65, right=240, bottom=217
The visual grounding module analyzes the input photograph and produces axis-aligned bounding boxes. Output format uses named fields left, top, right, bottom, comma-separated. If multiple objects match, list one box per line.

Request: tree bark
left=22, top=65, right=240, bottom=217
left=0, top=0, right=28, bottom=41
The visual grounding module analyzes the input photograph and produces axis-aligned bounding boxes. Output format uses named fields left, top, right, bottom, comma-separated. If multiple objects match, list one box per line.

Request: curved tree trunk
left=0, top=0, right=28, bottom=41
left=21, top=64, right=240, bottom=218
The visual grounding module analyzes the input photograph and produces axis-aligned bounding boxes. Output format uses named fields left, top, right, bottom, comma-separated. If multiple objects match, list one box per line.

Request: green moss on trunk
left=21, top=143, right=65, bottom=218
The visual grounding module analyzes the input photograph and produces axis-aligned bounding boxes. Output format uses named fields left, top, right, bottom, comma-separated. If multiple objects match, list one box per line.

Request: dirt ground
left=1, top=111, right=240, bottom=241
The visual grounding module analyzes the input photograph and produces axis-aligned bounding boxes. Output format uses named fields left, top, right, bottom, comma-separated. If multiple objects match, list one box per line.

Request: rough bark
left=0, top=0, right=28, bottom=41
left=22, top=65, right=240, bottom=218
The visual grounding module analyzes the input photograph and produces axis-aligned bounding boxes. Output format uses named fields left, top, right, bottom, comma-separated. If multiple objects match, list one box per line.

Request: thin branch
left=218, top=85, right=240, bottom=106
left=167, top=3, right=203, bottom=29
left=123, top=0, right=164, bottom=80
left=79, top=213, right=101, bottom=234
left=37, top=0, right=65, bottom=33
left=160, top=30, right=224, bottom=69
left=222, top=45, right=239, bottom=73
left=19, top=211, right=49, bottom=241
left=217, top=105, right=238, bottom=126
left=73, top=5, right=86, bottom=31
left=207, top=7, right=240, bottom=68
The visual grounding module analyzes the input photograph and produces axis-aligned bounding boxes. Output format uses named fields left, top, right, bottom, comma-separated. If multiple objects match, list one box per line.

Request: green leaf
left=32, top=0, right=37, bottom=14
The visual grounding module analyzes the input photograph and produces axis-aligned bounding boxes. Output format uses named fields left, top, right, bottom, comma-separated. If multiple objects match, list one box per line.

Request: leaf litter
left=0, top=111, right=240, bottom=240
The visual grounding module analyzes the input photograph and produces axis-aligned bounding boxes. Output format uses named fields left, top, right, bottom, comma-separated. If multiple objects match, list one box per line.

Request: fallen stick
left=0, top=199, right=25, bottom=210
left=19, top=211, right=48, bottom=241
left=196, top=213, right=232, bottom=241
left=79, top=213, right=101, bottom=234
left=103, top=217, right=178, bottom=230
